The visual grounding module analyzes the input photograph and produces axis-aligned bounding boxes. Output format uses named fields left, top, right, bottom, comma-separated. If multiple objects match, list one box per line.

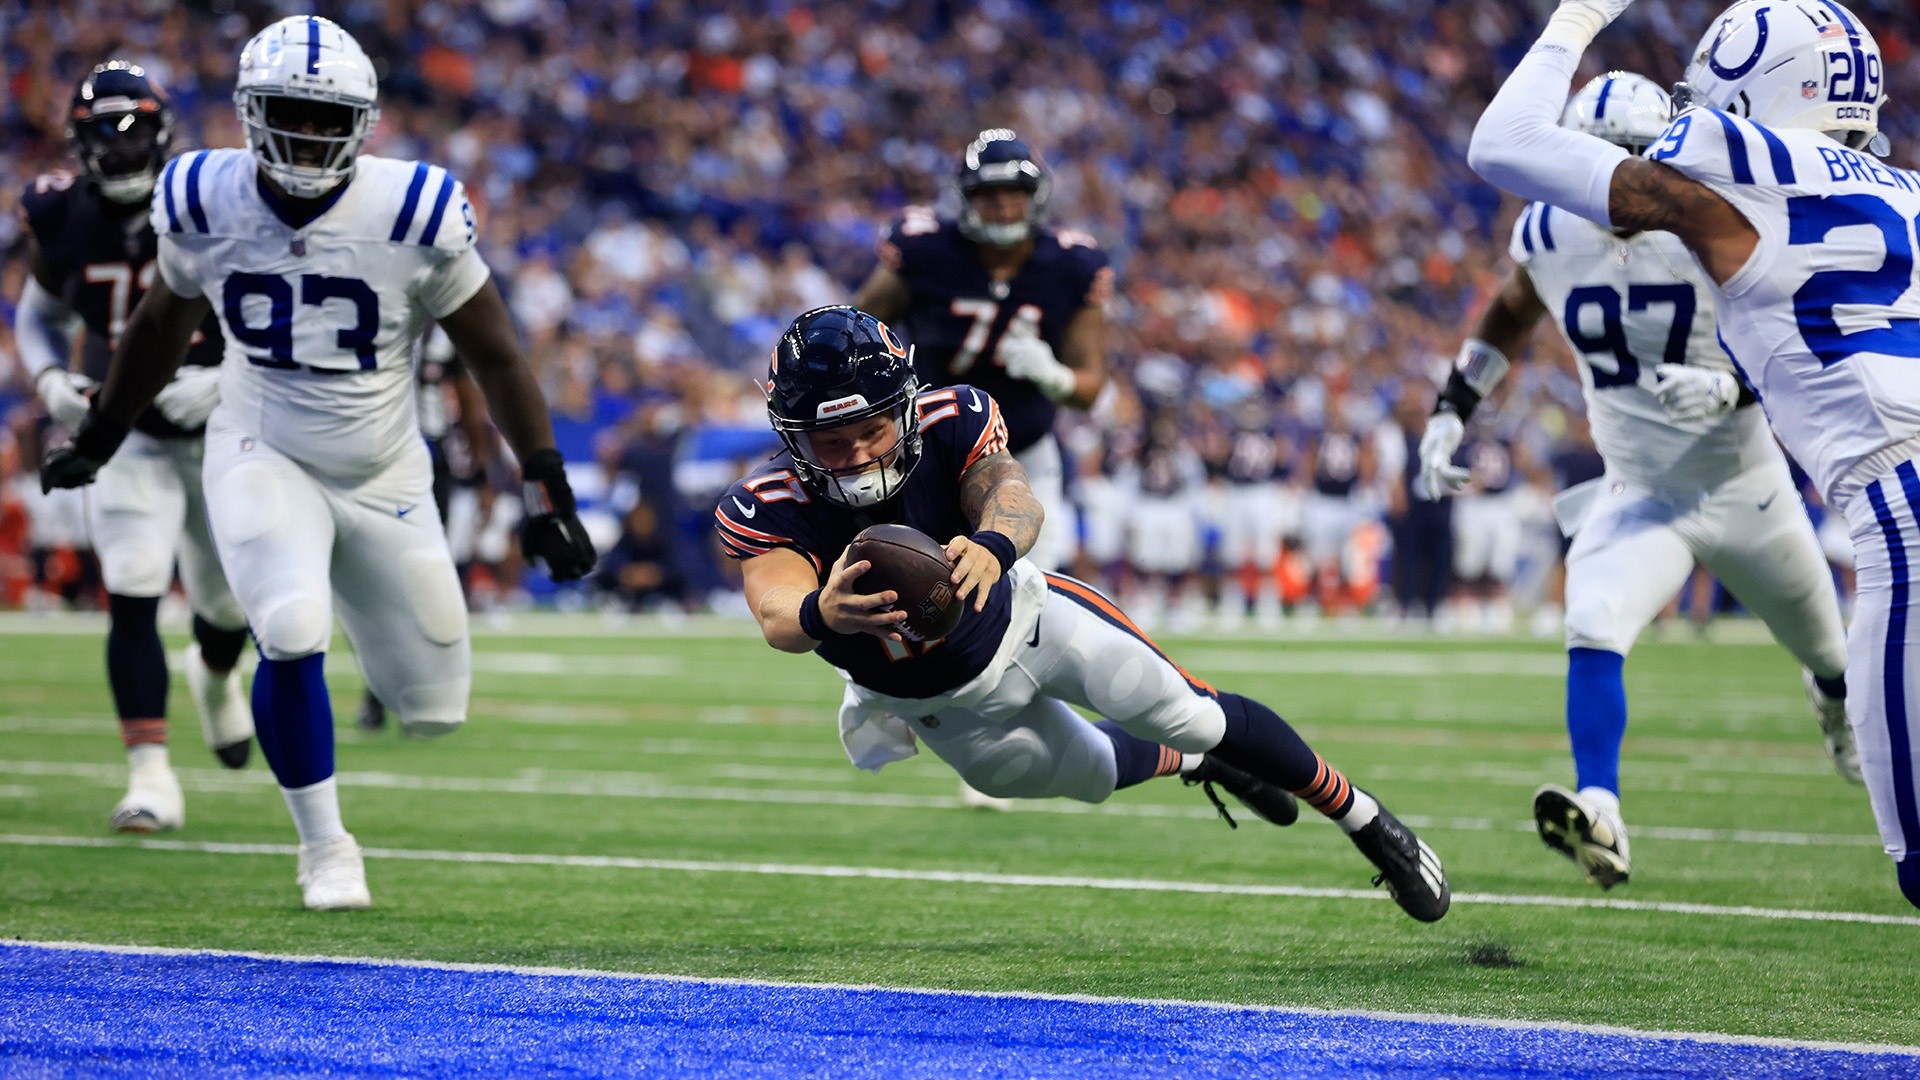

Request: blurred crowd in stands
left=0, top=0, right=1912, bottom=628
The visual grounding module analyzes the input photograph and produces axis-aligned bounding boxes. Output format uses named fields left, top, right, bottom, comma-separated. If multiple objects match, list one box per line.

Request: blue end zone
left=2, top=943, right=1913, bottom=1078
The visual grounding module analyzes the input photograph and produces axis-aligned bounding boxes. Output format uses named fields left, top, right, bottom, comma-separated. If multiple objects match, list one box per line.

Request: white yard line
left=2, top=832, right=1916, bottom=929
left=0, top=758, right=1883, bottom=847
left=5, top=938, right=1916, bottom=1058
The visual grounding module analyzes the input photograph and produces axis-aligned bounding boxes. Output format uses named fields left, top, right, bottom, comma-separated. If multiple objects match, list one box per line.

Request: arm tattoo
left=1609, top=159, right=1732, bottom=238
left=960, top=450, right=1043, bottom=556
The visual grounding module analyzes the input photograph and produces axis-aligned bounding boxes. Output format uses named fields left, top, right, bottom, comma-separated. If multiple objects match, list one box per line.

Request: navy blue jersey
left=1462, top=434, right=1517, bottom=495
left=881, top=209, right=1112, bottom=454
left=716, top=385, right=1015, bottom=699
left=1225, top=428, right=1283, bottom=486
left=20, top=169, right=224, bottom=439
left=1311, top=429, right=1362, bottom=497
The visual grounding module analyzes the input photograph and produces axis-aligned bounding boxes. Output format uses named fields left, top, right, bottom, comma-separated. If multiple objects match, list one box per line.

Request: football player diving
left=17, top=61, right=254, bottom=833
left=716, top=306, right=1452, bottom=923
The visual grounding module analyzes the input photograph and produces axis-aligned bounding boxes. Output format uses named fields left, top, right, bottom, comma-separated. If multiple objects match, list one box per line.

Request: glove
left=152, top=366, right=222, bottom=429
left=1540, top=0, right=1634, bottom=50
left=1653, top=364, right=1739, bottom=423
left=1417, top=411, right=1471, bottom=500
left=35, top=369, right=94, bottom=430
left=40, top=407, right=130, bottom=493
left=518, top=448, right=598, bottom=581
left=997, top=334, right=1078, bottom=402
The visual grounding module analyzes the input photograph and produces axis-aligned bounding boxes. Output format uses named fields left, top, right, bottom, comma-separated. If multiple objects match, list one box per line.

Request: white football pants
left=201, top=413, right=470, bottom=731
left=841, top=563, right=1226, bottom=803
left=1844, top=460, right=1920, bottom=863
left=1015, top=435, right=1072, bottom=572
left=1563, top=457, right=1847, bottom=679
left=88, top=430, right=244, bottom=627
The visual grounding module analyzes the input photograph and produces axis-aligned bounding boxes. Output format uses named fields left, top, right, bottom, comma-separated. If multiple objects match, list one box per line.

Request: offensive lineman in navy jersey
left=717, top=307, right=1452, bottom=922
left=854, top=129, right=1111, bottom=574
left=16, top=62, right=253, bottom=833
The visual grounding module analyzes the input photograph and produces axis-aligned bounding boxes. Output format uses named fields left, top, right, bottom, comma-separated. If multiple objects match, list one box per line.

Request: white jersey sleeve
left=1649, top=109, right=1920, bottom=508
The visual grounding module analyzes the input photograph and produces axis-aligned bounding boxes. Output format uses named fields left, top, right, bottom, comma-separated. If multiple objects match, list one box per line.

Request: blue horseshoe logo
left=1707, top=7, right=1771, bottom=80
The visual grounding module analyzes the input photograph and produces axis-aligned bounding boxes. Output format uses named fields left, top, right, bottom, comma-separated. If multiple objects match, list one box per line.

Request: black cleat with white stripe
left=1348, top=797, right=1450, bottom=922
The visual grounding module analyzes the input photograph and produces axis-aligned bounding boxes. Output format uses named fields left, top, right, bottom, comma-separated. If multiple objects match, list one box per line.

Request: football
left=848, top=523, right=965, bottom=642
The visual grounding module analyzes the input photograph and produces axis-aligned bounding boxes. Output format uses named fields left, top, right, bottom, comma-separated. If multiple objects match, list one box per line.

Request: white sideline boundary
left=0, top=757, right=1885, bottom=849
left=5, top=938, right=1916, bottom=1058
left=3, top=831, right=1918, bottom=927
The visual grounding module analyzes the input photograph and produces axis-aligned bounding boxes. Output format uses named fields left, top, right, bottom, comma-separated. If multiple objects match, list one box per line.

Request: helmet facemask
left=71, top=109, right=171, bottom=204
left=774, top=389, right=923, bottom=509
left=239, top=92, right=374, bottom=199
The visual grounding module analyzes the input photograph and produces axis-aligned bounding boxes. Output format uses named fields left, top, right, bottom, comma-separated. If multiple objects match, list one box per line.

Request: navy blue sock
left=1814, top=673, right=1847, bottom=700
left=251, top=654, right=335, bottom=789
left=1095, top=721, right=1175, bottom=790
left=1899, top=857, right=1920, bottom=911
left=1208, top=691, right=1358, bottom=815
left=1567, top=647, right=1627, bottom=795
left=105, top=594, right=167, bottom=720
left=193, top=616, right=250, bottom=674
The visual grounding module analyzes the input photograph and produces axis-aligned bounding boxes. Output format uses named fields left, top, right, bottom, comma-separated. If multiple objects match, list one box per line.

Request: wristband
left=1435, top=371, right=1482, bottom=423
left=968, top=530, right=1018, bottom=575
left=798, top=589, right=832, bottom=642
left=71, top=407, right=130, bottom=462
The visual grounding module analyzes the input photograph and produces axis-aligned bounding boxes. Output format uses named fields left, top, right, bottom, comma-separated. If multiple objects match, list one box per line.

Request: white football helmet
left=1562, top=72, right=1670, bottom=154
left=233, top=16, right=379, bottom=199
left=1677, top=0, right=1885, bottom=153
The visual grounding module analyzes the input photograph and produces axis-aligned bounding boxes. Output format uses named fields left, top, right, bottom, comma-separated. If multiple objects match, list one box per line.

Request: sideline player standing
left=1429, top=71, right=1855, bottom=888
left=1468, top=0, right=1915, bottom=906
left=716, top=306, right=1450, bottom=922
left=41, top=17, right=596, bottom=909
left=854, top=129, right=1111, bottom=574
left=17, top=62, right=254, bottom=833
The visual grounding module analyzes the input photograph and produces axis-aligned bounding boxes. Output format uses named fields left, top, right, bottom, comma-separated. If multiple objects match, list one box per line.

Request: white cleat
left=1803, top=670, right=1864, bottom=785
left=1533, top=783, right=1630, bottom=890
left=297, top=833, right=372, bottom=910
left=186, top=643, right=254, bottom=769
left=956, top=779, right=1015, bottom=812
left=111, top=761, right=185, bottom=833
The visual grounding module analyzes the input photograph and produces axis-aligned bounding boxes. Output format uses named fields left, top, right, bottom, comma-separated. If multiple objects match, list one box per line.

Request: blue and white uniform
left=1513, top=197, right=1846, bottom=670
left=1647, top=105, right=1920, bottom=861
left=152, top=147, right=485, bottom=726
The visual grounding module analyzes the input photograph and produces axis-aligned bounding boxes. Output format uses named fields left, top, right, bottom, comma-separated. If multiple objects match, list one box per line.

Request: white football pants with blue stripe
left=1845, top=461, right=1920, bottom=875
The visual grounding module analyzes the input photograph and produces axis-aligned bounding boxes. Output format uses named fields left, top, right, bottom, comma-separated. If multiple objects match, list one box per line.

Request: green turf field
left=1, top=613, right=1913, bottom=1047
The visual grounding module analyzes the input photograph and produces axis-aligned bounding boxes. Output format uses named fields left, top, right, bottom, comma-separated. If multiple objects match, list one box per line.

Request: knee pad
left=1083, top=648, right=1224, bottom=754
left=255, top=594, right=331, bottom=660
left=98, top=542, right=172, bottom=598
left=1564, top=591, right=1628, bottom=654
left=957, top=725, right=1119, bottom=804
left=395, top=677, right=469, bottom=738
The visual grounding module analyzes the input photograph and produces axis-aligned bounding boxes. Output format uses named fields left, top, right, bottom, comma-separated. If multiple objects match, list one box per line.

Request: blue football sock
left=1899, top=856, right=1920, bottom=911
left=251, top=654, right=335, bottom=789
left=1814, top=672, right=1847, bottom=701
left=1567, top=647, right=1627, bottom=796
left=1095, top=721, right=1168, bottom=790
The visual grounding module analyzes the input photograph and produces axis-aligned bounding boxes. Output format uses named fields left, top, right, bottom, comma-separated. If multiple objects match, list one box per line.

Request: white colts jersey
left=1648, top=108, right=1920, bottom=509
left=1511, top=203, right=1774, bottom=490
left=151, top=149, right=490, bottom=479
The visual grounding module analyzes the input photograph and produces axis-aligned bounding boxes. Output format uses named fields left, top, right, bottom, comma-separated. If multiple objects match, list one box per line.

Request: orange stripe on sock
left=1044, top=574, right=1217, bottom=694
left=1155, top=746, right=1181, bottom=777
left=119, top=718, right=167, bottom=749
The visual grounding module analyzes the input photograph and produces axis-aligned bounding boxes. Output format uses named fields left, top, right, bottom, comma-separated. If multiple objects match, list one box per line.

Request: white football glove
left=1653, top=364, right=1739, bottom=423
left=34, top=369, right=94, bottom=430
left=153, top=366, right=223, bottom=429
left=997, top=334, right=1079, bottom=403
left=1417, top=411, right=1471, bottom=500
left=1541, top=0, right=1635, bottom=50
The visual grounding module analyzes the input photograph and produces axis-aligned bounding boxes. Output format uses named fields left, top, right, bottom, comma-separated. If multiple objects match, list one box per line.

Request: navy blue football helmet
left=68, top=61, right=174, bottom=205
left=956, top=128, right=1051, bottom=247
left=768, top=306, right=922, bottom=508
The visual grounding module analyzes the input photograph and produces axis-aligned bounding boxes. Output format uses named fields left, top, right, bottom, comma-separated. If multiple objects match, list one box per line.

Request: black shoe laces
left=1190, top=779, right=1239, bottom=829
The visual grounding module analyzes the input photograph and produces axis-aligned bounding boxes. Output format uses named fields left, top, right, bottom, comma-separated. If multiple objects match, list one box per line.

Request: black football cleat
left=1184, top=755, right=1299, bottom=828
left=1348, top=797, right=1450, bottom=922
left=356, top=691, right=388, bottom=732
